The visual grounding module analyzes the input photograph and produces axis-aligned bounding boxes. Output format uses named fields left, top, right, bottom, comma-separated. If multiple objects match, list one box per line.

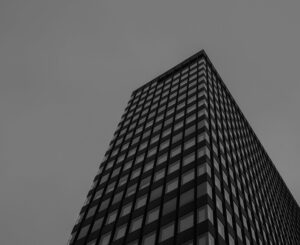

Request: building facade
left=68, top=50, right=300, bottom=245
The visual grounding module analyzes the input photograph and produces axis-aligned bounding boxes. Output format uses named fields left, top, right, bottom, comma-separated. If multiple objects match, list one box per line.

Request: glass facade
left=68, top=50, right=300, bottom=245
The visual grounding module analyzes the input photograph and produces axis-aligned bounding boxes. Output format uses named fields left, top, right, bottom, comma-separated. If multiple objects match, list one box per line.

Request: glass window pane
left=142, top=232, right=156, bottom=245
left=106, top=211, right=117, bottom=224
left=163, top=197, right=177, bottom=215
left=168, top=161, right=180, bottom=174
left=150, top=186, right=163, bottom=202
left=184, top=138, right=195, bottom=150
left=114, top=224, right=127, bottom=240
left=130, top=216, right=143, bottom=232
left=78, top=224, right=90, bottom=239
left=180, top=189, right=194, bottom=207
left=146, top=207, right=159, bottom=224
left=182, top=169, right=194, bottom=185
left=179, top=212, right=194, bottom=232
left=135, top=195, right=147, bottom=209
left=183, top=152, right=195, bottom=166
left=92, top=217, right=103, bottom=233
left=171, top=146, right=181, bottom=158
left=86, top=206, right=97, bottom=218
left=160, top=222, right=174, bottom=241
left=172, top=132, right=183, bottom=144
left=121, top=202, right=132, bottom=217
left=154, top=168, right=165, bottom=182
left=166, top=178, right=178, bottom=193
left=185, top=124, right=196, bottom=136
left=99, top=232, right=111, bottom=245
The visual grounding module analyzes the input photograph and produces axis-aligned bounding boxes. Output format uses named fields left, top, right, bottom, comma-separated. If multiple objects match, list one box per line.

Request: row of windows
left=206, top=63, right=300, bottom=244
left=72, top=176, right=213, bottom=244
left=129, top=59, right=206, bottom=106
left=79, top=144, right=211, bottom=224
left=111, top=84, right=208, bottom=156
left=69, top=54, right=300, bottom=245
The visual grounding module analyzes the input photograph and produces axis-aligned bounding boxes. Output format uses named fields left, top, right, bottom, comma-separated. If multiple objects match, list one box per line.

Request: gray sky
left=1, top=1, right=300, bottom=244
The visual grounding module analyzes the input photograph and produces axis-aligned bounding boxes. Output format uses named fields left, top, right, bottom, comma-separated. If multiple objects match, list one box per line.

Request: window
left=180, top=189, right=194, bottom=207
left=130, top=216, right=143, bottom=232
left=229, top=234, right=235, bottom=245
left=142, top=232, right=156, bottom=245
left=172, top=131, right=183, bottom=144
left=86, top=206, right=97, bottom=218
left=198, top=232, right=215, bottom=245
left=146, top=207, right=159, bottom=224
left=174, top=121, right=184, bottom=131
left=77, top=224, right=90, bottom=239
left=147, top=147, right=157, bottom=158
left=198, top=163, right=211, bottom=177
left=99, top=199, right=109, bottom=212
left=123, top=161, right=133, bottom=171
left=163, top=197, right=177, bottom=215
left=160, top=139, right=170, bottom=151
left=140, top=176, right=151, bottom=190
left=150, top=186, right=163, bottom=202
left=166, top=178, right=178, bottom=193
left=197, top=182, right=212, bottom=198
left=144, top=161, right=154, bottom=173
left=150, top=135, right=159, bottom=144
left=198, top=146, right=210, bottom=158
left=182, top=169, right=194, bottom=185
left=236, top=223, right=242, bottom=240
left=218, top=219, right=225, bottom=239
left=168, top=161, right=179, bottom=174
left=184, top=138, right=195, bottom=150
left=92, top=217, right=103, bottom=232
left=216, top=196, right=223, bottom=213
left=197, top=205, right=213, bottom=224
left=94, top=189, right=103, bottom=200
left=114, top=224, right=127, bottom=240
left=106, top=211, right=117, bottom=224
left=87, top=239, right=97, bottom=245
left=126, top=184, right=137, bottom=198
left=160, top=222, right=174, bottom=241
left=157, top=153, right=167, bottom=165
left=154, top=168, right=165, bottom=182
left=99, top=232, right=111, bottom=245
left=185, top=124, right=196, bottom=136
left=121, top=202, right=132, bottom=217
left=198, top=131, right=209, bottom=143
left=171, top=146, right=181, bottom=158
left=162, top=128, right=171, bottom=137
left=118, top=174, right=128, bottom=187
left=112, top=191, right=123, bottom=205
left=226, top=209, right=233, bottom=226
left=179, top=212, right=194, bottom=232
left=135, top=195, right=147, bottom=209
left=186, top=114, right=196, bottom=124
left=183, top=153, right=195, bottom=166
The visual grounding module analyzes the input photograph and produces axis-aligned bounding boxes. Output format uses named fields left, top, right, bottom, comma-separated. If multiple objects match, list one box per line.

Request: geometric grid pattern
left=68, top=50, right=300, bottom=245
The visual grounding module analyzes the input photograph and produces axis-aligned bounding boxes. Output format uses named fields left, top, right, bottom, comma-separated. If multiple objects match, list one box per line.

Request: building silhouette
left=68, top=50, right=300, bottom=245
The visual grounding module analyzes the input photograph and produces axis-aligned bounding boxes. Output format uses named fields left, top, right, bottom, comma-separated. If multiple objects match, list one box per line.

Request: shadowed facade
left=68, top=50, right=300, bottom=245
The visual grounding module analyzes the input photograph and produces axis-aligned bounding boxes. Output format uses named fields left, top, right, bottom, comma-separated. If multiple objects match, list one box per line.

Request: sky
left=0, top=0, right=300, bottom=244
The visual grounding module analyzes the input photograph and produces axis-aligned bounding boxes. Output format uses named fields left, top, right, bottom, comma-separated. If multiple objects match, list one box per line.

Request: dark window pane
left=180, top=189, right=194, bottom=207
left=142, top=232, right=156, bottom=245
left=160, top=222, right=174, bottom=241
left=179, top=212, right=194, bottom=232
left=146, top=207, right=160, bottom=224
left=91, top=217, right=103, bottom=233
left=163, top=197, right=177, bottom=215
left=150, top=186, right=163, bottom=202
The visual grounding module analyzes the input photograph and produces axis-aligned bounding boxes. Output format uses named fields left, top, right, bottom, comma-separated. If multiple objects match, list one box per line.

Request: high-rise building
left=68, top=50, right=300, bottom=245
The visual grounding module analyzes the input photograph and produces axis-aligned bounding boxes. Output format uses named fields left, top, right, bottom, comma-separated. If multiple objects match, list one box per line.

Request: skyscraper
left=68, top=50, right=300, bottom=245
